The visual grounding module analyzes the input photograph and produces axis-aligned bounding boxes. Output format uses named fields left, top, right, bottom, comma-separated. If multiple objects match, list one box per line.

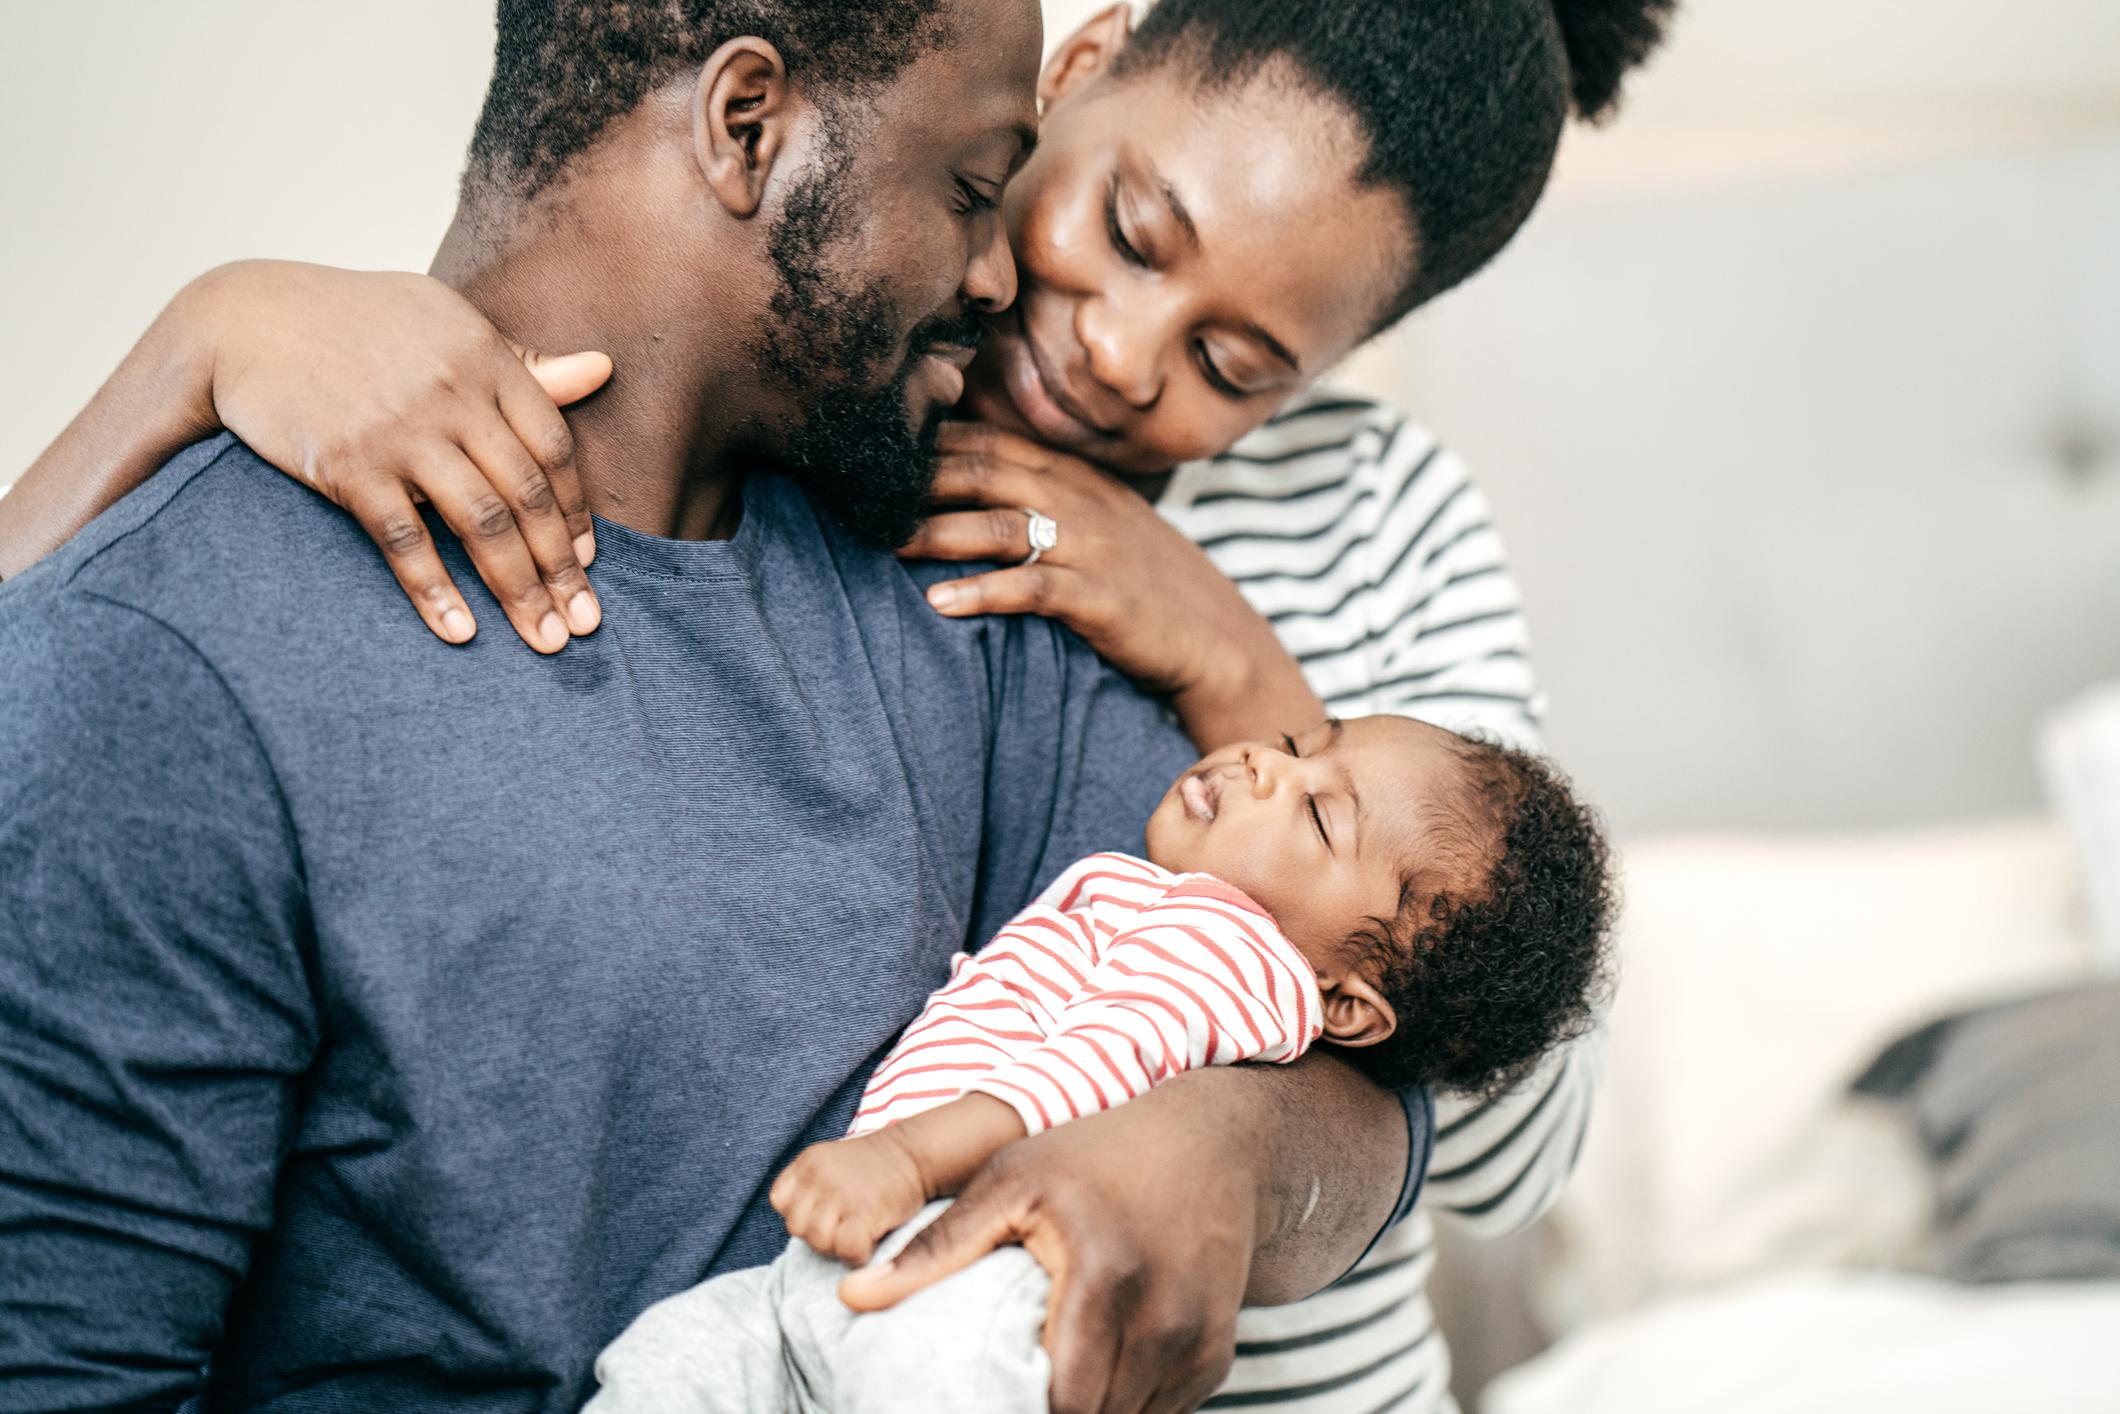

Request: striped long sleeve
left=973, top=880, right=1321, bottom=1135
left=850, top=856, right=1321, bottom=1140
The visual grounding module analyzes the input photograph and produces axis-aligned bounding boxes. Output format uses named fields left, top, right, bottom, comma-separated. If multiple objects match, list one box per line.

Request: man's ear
left=1040, top=3, right=1133, bottom=109
left=693, top=36, right=798, bottom=220
left=1317, top=969, right=1397, bottom=1051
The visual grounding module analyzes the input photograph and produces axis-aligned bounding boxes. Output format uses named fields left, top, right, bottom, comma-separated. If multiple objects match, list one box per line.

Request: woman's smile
left=984, top=305, right=1114, bottom=449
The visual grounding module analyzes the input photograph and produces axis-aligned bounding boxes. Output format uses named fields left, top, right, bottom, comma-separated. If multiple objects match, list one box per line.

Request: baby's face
left=1145, top=716, right=1467, bottom=965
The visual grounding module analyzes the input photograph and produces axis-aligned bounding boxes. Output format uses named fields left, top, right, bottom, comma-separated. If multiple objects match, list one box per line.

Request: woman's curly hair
left=1348, top=735, right=1616, bottom=1098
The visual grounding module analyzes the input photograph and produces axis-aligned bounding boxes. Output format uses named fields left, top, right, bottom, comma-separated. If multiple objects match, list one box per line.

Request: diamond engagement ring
left=1018, top=508, right=1059, bottom=567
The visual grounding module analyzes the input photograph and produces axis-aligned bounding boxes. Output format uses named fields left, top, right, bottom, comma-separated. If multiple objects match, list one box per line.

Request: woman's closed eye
left=1195, top=339, right=1245, bottom=399
left=1104, top=171, right=1148, bottom=268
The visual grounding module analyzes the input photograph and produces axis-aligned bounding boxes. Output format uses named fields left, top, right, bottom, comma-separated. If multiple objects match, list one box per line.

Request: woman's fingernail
left=574, top=531, right=597, bottom=567
left=567, top=590, right=600, bottom=634
left=441, top=608, right=475, bottom=643
left=538, top=612, right=568, bottom=651
left=928, top=585, right=958, bottom=611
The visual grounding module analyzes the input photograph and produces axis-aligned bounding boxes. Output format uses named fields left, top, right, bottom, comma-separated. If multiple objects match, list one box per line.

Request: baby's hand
left=769, top=1131, right=930, bottom=1266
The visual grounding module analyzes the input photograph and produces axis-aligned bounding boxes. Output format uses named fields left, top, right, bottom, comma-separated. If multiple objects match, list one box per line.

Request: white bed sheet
left=1486, top=1268, right=2120, bottom=1414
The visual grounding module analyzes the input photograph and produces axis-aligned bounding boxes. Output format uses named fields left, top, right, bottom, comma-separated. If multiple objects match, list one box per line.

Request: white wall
left=0, top=3, right=494, bottom=485
left=1376, top=136, right=2120, bottom=834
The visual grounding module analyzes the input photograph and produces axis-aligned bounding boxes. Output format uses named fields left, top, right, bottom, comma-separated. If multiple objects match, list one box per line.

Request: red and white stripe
left=850, top=853, right=1322, bottom=1137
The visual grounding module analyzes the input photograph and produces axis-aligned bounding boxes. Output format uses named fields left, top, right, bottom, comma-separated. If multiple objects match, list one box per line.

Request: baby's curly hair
left=1349, top=734, right=1616, bottom=1099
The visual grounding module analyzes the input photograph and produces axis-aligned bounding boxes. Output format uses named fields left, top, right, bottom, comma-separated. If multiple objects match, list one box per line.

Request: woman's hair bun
left=1550, top=0, right=1677, bottom=123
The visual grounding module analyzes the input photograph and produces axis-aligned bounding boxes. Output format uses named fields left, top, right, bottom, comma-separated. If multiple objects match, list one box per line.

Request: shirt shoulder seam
left=47, top=435, right=249, bottom=592
left=67, top=585, right=314, bottom=906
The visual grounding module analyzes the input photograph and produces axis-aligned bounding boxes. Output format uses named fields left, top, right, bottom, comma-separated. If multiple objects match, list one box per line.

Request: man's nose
left=962, top=209, right=1018, bottom=316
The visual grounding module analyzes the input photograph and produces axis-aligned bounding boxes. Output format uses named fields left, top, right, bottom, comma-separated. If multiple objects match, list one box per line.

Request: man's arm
left=841, top=1049, right=1407, bottom=1413
left=0, top=590, right=315, bottom=1411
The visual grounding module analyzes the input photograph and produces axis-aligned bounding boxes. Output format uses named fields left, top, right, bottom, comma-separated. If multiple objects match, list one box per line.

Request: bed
left=1445, top=695, right=2120, bottom=1411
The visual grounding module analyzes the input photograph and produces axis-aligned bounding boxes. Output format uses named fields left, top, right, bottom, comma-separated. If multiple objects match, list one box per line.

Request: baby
left=587, top=715, right=1613, bottom=1413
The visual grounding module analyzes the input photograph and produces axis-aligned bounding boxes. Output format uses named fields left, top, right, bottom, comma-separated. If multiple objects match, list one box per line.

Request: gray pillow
left=1852, top=981, right=2120, bottom=1283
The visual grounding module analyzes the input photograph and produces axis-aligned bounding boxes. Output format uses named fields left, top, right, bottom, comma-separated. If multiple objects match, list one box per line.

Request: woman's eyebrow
left=1153, top=167, right=1200, bottom=248
left=1143, top=156, right=1302, bottom=375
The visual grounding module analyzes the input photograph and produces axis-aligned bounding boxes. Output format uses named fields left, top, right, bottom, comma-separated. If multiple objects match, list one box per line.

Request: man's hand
left=838, top=1058, right=1407, bottom=1412
left=838, top=1056, right=1404, bottom=1414
left=770, top=1132, right=929, bottom=1266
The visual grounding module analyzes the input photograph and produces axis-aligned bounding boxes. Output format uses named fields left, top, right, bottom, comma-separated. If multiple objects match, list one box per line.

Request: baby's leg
left=820, top=1201, right=1054, bottom=1414
left=584, top=1259, right=794, bottom=1413
left=586, top=1204, right=1054, bottom=1413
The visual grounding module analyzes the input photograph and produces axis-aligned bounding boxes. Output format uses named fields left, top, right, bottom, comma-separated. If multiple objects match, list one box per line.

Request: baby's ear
left=1318, top=969, right=1396, bottom=1050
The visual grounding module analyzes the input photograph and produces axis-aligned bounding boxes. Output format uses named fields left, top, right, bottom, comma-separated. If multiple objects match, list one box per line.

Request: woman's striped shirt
left=1162, top=383, right=1605, bottom=1414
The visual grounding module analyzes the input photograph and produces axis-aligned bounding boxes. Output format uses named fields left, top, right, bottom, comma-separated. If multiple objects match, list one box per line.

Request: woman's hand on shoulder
left=184, top=260, right=611, bottom=653
left=902, top=423, right=1324, bottom=749
left=902, top=422, right=1238, bottom=695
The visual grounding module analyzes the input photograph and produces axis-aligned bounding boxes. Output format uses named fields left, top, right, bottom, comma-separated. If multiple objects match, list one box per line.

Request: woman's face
left=959, top=9, right=1416, bottom=477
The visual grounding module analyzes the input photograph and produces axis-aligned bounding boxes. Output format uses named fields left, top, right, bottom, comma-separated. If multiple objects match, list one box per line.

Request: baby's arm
left=771, top=1093, right=1027, bottom=1265
left=771, top=879, right=1318, bottom=1265
left=971, top=884, right=1323, bottom=1134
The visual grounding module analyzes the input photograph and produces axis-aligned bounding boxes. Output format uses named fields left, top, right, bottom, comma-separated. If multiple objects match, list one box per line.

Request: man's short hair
left=468, top=0, right=950, bottom=199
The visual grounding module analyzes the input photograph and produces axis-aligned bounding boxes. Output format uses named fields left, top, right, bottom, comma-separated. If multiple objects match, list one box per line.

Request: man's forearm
left=1179, top=1051, right=1409, bottom=1305
left=0, top=279, right=220, bottom=577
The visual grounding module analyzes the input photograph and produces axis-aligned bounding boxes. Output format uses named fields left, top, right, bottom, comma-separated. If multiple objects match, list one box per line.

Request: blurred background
left=5, top=2, right=2118, bottom=1409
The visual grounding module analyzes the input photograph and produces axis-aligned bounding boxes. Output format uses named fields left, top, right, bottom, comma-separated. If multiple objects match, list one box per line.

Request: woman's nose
left=1077, top=297, right=1163, bottom=410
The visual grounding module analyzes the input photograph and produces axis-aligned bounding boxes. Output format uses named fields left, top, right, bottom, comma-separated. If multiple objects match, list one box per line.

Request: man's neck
left=428, top=180, right=762, bottom=541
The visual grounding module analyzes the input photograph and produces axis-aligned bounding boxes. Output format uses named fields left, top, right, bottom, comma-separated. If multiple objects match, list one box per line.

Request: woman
left=0, top=1, right=1669, bottom=1408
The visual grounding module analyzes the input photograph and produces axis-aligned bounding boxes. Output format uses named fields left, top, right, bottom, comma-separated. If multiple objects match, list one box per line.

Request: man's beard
left=752, top=139, right=983, bottom=550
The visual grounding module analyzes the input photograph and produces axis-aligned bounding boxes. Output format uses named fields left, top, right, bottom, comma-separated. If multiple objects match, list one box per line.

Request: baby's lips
left=1180, top=771, right=1219, bottom=823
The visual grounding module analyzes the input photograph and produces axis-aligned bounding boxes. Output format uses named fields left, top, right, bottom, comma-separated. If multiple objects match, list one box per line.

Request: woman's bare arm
left=0, top=262, right=611, bottom=652
left=0, top=281, right=220, bottom=578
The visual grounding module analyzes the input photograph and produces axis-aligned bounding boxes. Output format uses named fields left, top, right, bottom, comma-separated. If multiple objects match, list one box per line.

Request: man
left=0, top=3, right=1418, bottom=1410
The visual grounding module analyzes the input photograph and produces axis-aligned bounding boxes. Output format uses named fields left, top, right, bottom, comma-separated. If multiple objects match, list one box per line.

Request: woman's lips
left=998, top=318, right=1107, bottom=447
left=1180, top=770, right=1220, bottom=824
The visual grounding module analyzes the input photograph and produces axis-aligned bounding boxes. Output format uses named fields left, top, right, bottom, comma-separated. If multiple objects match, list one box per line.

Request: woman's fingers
left=340, top=480, right=478, bottom=646
left=514, top=346, right=613, bottom=408
left=898, top=508, right=1036, bottom=563
left=923, top=564, right=1075, bottom=620
left=933, top=417, right=1053, bottom=464
left=502, top=346, right=609, bottom=568
left=460, top=417, right=600, bottom=637
left=926, top=448, right=1046, bottom=508
left=418, top=446, right=572, bottom=654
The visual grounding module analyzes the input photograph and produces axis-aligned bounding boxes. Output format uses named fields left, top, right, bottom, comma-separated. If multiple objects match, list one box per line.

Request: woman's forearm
left=1171, top=621, right=1329, bottom=753
left=0, top=274, right=225, bottom=578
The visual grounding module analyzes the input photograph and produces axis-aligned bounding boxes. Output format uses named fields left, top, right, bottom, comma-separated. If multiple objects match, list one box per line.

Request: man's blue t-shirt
left=0, top=437, right=1198, bottom=1410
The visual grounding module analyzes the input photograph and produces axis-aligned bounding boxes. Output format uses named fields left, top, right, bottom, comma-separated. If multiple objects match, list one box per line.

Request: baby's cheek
left=1143, top=803, right=1189, bottom=873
